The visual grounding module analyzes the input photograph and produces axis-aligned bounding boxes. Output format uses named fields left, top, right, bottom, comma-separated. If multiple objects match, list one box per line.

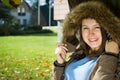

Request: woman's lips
left=88, top=38, right=98, bottom=43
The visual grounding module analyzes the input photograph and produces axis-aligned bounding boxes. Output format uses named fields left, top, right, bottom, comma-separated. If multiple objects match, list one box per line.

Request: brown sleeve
left=51, top=61, right=66, bottom=80
left=93, top=54, right=119, bottom=80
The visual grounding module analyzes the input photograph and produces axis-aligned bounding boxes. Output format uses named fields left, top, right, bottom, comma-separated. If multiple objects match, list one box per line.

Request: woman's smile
left=88, top=38, right=99, bottom=44
left=82, top=18, right=102, bottom=50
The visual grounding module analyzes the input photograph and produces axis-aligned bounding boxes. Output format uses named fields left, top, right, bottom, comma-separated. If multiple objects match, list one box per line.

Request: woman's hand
left=55, top=43, right=68, bottom=64
left=105, top=41, right=119, bottom=54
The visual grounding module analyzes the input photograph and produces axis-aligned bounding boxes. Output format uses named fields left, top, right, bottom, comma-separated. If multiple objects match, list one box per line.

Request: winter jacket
left=52, top=52, right=120, bottom=80
left=52, top=1, right=120, bottom=80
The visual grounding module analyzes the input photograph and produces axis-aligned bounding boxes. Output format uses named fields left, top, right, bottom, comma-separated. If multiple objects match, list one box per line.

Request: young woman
left=52, top=1, right=120, bottom=80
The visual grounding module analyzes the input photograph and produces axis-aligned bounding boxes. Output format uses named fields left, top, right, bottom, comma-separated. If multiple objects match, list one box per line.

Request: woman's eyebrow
left=93, top=24, right=100, bottom=26
left=82, top=25, right=87, bottom=27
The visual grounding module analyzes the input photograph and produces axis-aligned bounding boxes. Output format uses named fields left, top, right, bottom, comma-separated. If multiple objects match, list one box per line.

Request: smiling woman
left=81, top=18, right=102, bottom=51
left=52, top=1, right=120, bottom=80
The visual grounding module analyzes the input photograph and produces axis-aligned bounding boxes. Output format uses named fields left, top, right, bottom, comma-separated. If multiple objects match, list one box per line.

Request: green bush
left=40, top=29, right=54, bottom=33
left=10, top=29, right=25, bottom=35
left=0, top=24, right=26, bottom=36
left=0, top=24, right=55, bottom=36
left=0, top=25, right=13, bottom=36
left=10, top=23, right=25, bottom=35
left=10, top=23, right=21, bottom=30
left=24, top=25, right=42, bottom=32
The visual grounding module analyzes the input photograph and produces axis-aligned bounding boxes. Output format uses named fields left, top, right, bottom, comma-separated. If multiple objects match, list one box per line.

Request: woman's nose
left=89, top=29, right=95, bottom=36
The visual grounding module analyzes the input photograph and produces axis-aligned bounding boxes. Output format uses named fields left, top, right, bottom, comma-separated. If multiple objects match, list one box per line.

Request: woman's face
left=82, top=18, right=102, bottom=51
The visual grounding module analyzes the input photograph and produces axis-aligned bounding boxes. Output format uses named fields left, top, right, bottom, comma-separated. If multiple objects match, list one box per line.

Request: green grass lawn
left=0, top=32, right=57, bottom=80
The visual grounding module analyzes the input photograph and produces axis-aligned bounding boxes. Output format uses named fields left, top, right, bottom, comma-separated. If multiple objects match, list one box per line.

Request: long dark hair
left=80, top=26, right=107, bottom=58
left=70, top=19, right=108, bottom=60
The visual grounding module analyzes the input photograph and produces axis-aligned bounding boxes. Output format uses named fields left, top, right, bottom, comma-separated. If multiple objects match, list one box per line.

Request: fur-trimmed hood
left=62, top=1, right=120, bottom=47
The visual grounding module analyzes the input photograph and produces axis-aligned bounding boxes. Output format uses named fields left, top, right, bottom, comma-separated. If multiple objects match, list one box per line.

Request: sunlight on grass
left=0, top=31, right=57, bottom=80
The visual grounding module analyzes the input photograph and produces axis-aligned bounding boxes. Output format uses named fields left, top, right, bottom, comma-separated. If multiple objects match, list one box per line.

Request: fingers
left=56, top=42, right=68, bottom=53
left=55, top=43, right=68, bottom=64
left=55, top=46, right=67, bottom=55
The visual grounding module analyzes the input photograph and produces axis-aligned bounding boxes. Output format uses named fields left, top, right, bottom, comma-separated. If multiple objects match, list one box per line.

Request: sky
left=25, top=0, right=37, bottom=6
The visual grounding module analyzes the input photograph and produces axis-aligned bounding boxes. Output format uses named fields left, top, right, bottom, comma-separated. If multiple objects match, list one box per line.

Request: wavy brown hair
left=80, top=20, right=107, bottom=58
left=62, top=1, right=120, bottom=46
left=70, top=18, right=108, bottom=59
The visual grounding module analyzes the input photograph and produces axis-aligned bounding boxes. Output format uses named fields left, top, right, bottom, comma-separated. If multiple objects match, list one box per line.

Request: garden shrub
left=10, top=23, right=26, bottom=35
left=40, top=29, right=54, bottom=33
left=0, top=25, right=13, bottom=36
left=24, top=25, right=42, bottom=32
left=0, top=24, right=55, bottom=36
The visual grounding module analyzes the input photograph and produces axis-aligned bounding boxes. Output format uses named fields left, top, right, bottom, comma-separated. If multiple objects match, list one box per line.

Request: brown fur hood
left=62, top=1, right=120, bottom=47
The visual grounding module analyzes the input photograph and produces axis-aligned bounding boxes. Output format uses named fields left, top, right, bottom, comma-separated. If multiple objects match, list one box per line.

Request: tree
left=0, top=2, right=13, bottom=25
left=2, top=0, right=21, bottom=8
left=9, top=0, right=21, bottom=8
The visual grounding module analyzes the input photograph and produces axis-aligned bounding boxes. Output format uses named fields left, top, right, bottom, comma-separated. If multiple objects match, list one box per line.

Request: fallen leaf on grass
left=36, top=72, right=47, bottom=77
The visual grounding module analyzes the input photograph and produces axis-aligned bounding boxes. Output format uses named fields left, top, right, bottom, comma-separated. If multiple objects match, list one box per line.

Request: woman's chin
left=90, top=46, right=100, bottom=51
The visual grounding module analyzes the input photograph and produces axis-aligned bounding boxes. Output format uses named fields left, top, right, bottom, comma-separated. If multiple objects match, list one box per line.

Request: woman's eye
left=83, top=27, right=88, bottom=30
left=95, top=26, right=100, bottom=29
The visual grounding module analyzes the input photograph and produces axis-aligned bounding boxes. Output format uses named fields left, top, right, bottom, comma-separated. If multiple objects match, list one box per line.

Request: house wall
left=10, top=0, right=31, bottom=26
left=11, top=11, right=31, bottom=25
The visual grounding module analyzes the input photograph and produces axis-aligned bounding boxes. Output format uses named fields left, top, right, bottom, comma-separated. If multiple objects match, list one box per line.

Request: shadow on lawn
left=26, top=33, right=57, bottom=36
left=0, top=29, right=57, bottom=37
left=24, top=29, right=57, bottom=36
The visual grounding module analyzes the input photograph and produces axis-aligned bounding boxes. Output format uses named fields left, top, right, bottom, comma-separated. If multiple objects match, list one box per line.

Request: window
left=23, top=19, right=27, bottom=25
left=22, top=8, right=25, bottom=13
left=18, top=19, right=20, bottom=24
left=18, top=7, right=26, bottom=16
left=17, top=7, right=20, bottom=13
